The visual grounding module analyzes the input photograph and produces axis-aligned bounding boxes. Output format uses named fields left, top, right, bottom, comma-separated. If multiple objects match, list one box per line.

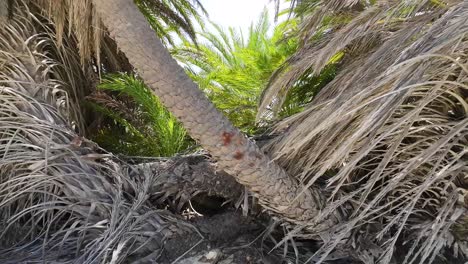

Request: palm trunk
left=91, top=0, right=333, bottom=226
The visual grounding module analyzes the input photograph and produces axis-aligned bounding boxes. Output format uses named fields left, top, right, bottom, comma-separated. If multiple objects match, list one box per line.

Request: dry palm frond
left=262, top=2, right=468, bottom=263
left=34, top=0, right=103, bottom=66
left=32, top=0, right=205, bottom=67
left=0, top=7, right=192, bottom=263
left=0, top=1, right=91, bottom=134
left=259, top=0, right=457, bottom=119
left=0, top=0, right=9, bottom=20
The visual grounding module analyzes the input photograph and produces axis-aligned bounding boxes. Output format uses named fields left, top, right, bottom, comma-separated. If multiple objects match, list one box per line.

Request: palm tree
left=173, top=10, right=298, bottom=133
left=1, top=0, right=467, bottom=263
left=82, top=0, right=205, bottom=157
left=91, top=0, right=328, bottom=226
left=26, top=0, right=325, bottom=227
left=0, top=4, right=267, bottom=263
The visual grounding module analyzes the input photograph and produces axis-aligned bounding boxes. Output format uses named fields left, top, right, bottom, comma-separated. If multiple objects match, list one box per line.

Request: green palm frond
left=89, top=73, right=192, bottom=157
left=173, top=10, right=298, bottom=133
left=135, top=0, right=207, bottom=46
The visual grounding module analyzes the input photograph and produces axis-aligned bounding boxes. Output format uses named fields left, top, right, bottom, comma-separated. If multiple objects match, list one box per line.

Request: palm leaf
left=262, top=2, right=468, bottom=262
left=173, top=10, right=298, bottom=133
left=0, top=7, right=192, bottom=262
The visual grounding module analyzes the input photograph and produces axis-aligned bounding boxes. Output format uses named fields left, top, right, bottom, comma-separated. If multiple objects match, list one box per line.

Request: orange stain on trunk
left=222, top=132, right=234, bottom=146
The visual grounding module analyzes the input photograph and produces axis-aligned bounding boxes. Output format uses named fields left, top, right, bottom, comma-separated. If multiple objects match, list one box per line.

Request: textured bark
left=128, top=154, right=244, bottom=210
left=91, top=0, right=332, bottom=227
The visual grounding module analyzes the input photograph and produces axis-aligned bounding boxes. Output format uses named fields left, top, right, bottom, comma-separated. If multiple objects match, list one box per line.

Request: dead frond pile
left=0, top=7, right=190, bottom=263
left=261, top=1, right=468, bottom=263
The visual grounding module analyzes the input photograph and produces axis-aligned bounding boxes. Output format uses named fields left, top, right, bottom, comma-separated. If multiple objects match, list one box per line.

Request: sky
left=199, top=0, right=279, bottom=35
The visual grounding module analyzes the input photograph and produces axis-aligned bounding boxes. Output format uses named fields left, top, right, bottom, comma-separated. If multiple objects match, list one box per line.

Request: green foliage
left=135, top=0, right=206, bottom=46
left=89, top=74, right=191, bottom=157
left=85, top=0, right=204, bottom=156
left=173, top=10, right=298, bottom=133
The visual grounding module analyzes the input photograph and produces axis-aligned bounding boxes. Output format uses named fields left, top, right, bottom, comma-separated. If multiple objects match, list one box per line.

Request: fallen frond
left=263, top=1, right=468, bottom=263
left=0, top=8, right=190, bottom=262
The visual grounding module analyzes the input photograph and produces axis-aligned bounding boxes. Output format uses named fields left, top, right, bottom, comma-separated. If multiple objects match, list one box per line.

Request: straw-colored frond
left=31, top=0, right=205, bottom=66
left=34, top=0, right=103, bottom=66
left=259, top=0, right=460, bottom=119
left=0, top=0, right=9, bottom=21
left=0, top=88, right=189, bottom=263
left=264, top=2, right=468, bottom=263
left=0, top=2, right=91, bottom=133
left=0, top=9, right=192, bottom=262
